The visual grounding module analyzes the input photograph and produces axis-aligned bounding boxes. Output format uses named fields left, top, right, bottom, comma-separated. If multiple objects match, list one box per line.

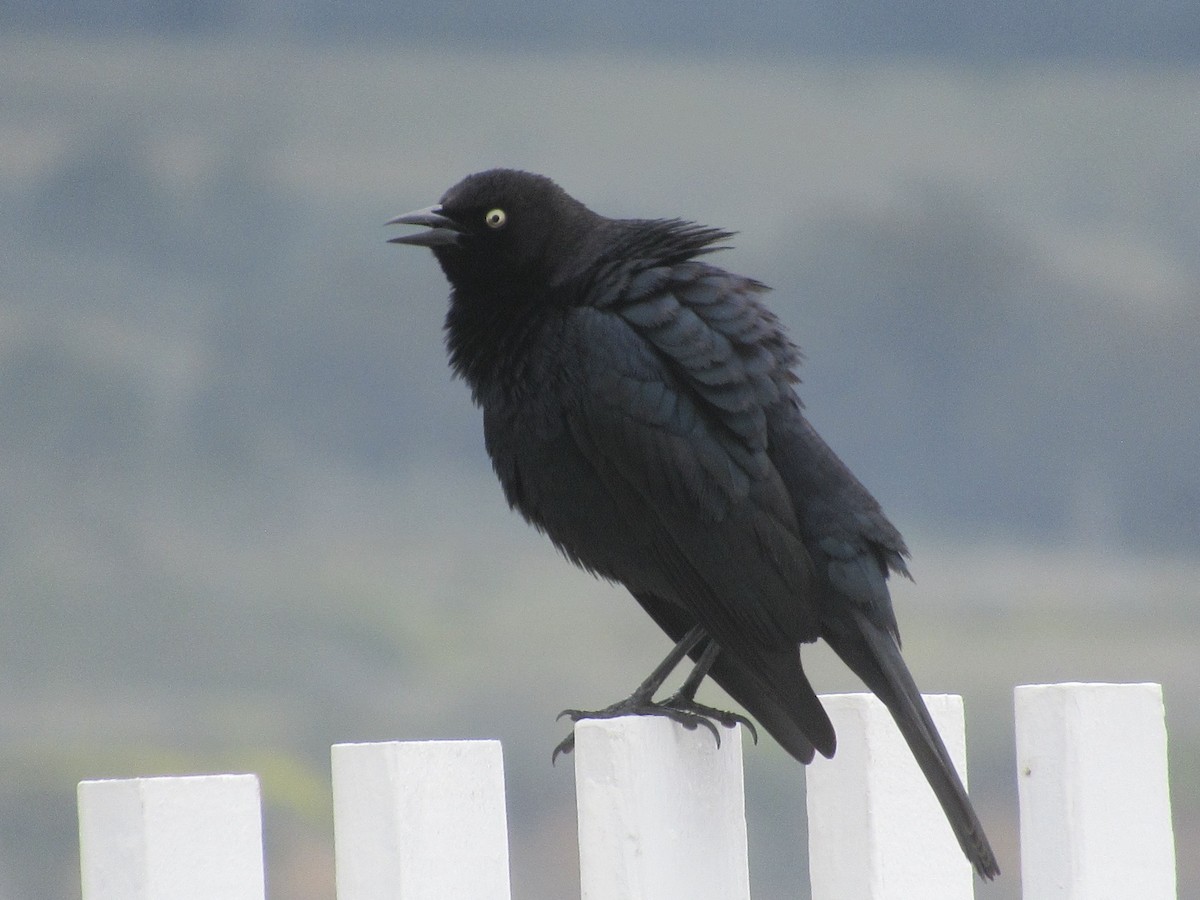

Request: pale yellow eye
left=485, top=208, right=507, bottom=229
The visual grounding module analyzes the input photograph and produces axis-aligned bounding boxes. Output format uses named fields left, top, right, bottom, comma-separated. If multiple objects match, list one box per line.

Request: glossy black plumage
left=389, top=168, right=999, bottom=879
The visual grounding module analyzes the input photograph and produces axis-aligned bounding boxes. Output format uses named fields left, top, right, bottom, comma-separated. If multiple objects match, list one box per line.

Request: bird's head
left=388, top=169, right=599, bottom=293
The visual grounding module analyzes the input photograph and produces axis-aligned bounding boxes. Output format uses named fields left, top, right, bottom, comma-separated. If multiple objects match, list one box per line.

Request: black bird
left=388, top=169, right=999, bottom=879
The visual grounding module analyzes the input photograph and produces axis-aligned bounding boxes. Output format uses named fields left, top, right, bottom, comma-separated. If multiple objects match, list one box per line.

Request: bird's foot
left=551, top=696, right=727, bottom=764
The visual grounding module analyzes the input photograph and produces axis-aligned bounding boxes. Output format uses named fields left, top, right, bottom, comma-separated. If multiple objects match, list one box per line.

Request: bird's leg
left=663, top=640, right=758, bottom=744
left=553, top=624, right=721, bottom=762
left=621, top=622, right=709, bottom=704
left=672, top=636, right=719, bottom=698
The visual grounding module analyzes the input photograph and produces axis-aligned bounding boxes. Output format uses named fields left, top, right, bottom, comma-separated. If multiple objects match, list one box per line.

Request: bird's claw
left=551, top=731, right=575, bottom=765
left=663, top=694, right=759, bottom=745
left=553, top=696, right=741, bottom=763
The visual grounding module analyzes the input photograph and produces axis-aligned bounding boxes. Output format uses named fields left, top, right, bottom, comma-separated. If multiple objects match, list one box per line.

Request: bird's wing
left=557, top=262, right=820, bottom=654
left=767, top=409, right=910, bottom=641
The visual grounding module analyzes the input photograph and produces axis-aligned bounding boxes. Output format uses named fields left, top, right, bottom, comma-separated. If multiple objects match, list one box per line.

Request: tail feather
left=630, top=592, right=998, bottom=878
left=708, top=643, right=834, bottom=763
left=633, top=591, right=833, bottom=762
left=824, top=609, right=1000, bottom=880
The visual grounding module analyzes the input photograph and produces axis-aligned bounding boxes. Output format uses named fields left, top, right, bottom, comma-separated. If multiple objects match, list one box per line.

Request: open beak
left=386, top=205, right=463, bottom=247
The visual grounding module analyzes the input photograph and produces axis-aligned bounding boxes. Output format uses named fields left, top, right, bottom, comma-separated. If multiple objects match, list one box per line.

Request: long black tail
left=823, top=608, right=1000, bottom=879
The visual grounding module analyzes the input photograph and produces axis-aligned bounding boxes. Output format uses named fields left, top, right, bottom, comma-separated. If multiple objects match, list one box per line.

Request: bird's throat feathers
left=443, top=283, right=552, bottom=403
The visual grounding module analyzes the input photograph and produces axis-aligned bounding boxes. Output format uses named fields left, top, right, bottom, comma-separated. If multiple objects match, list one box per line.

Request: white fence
left=76, top=682, right=1177, bottom=899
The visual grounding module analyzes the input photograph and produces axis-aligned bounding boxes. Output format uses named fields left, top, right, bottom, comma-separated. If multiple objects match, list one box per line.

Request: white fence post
left=1015, top=682, right=1177, bottom=899
left=806, top=693, right=975, bottom=899
left=573, top=717, right=751, bottom=900
left=330, top=740, right=512, bottom=900
left=77, top=774, right=264, bottom=900
left=71, top=682, right=1181, bottom=899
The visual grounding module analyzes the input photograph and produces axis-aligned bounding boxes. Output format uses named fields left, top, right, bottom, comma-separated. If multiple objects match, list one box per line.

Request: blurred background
left=1, top=4, right=1197, bottom=898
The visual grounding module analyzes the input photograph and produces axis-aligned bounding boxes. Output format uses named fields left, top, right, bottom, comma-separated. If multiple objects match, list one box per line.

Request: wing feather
left=546, top=267, right=821, bottom=650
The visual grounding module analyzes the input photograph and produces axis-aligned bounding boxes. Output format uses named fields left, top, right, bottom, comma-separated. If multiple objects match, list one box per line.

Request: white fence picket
left=805, top=693, right=975, bottom=899
left=573, top=716, right=751, bottom=900
left=1015, top=682, right=1177, bottom=900
left=331, top=740, right=512, bottom=900
left=77, top=774, right=264, bottom=900
left=71, top=682, right=1179, bottom=899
